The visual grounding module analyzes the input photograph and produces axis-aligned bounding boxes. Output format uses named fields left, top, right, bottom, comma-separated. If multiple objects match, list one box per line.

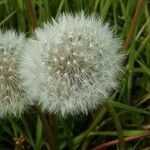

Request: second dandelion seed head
left=0, top=30, right=28, bottom=117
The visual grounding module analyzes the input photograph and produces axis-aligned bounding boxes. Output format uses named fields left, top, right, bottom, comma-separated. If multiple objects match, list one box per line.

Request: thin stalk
left=105, top=101, right=125, bottom=150
left=81, top=108, right=107, bottom=150
left=123, top=0, right=145, bottom=51
left=46, top=114, right=57, bottom=150
left=94, top=0, right=100, bottom=11
left=24, top=0, right=37, bottom=29
left=35, top=107, right=56, bottom=150
left=61, top=119, right=74, bottom=150
left=55, top=0, right=65, bottom=19
left=73, top=107, right=107, bottom=147
left=76, top=94, right=116, bottom=148
left=24, top=1, right=56, bottom=148
left=101, top=0, right=112, bottom=20
left=92, top=131, right=150, bottom=150
left=47, top=114, right=57, bottom=140
left=0, top=10, right=17, bottom=27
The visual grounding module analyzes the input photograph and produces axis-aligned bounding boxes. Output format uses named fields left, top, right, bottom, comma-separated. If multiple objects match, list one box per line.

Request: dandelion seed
left=60, top=57, right=65, bottom=60
left=21, top=12, right=125, bottom=117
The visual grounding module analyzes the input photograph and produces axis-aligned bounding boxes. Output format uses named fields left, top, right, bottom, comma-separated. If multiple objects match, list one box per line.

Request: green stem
left=61, top=119, right=74, bottom=150
left=55, top=0, right=65, bottom=19
left=94, top=0, right=100, bottom=11
left=105, top=101, right=125, bottom=150
left=73, top=107, right=107, bottom=148
left=35, top=107, right=56, bottom=150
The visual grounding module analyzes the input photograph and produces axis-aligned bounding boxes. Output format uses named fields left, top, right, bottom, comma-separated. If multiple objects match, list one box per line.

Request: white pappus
left=20, top=12, right=125, bottom=117
left=0, top=30, right=28, bottom=118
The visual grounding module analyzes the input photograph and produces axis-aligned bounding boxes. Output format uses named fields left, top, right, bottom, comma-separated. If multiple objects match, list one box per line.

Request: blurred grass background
left=0, top=0, right=150, bottom=150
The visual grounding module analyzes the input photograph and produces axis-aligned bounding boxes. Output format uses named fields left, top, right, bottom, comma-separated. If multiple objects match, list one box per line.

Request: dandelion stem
left=24, top=1, right=56, bottom=149
left=35, top=106, right=56, bottom=150
left=105, top=101, right=125, bottom=150
left=123, top=0, right=145, bottom=51
left=24, top=0, right=37, bottom=28
left=73, top=107, right=107, bottom=148
left=61, top=119, right=74, bottom=150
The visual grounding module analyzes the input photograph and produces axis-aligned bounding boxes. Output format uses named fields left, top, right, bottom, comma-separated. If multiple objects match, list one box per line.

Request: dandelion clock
left=0, top=30, right=27, bottom=117
left=21, top=13, right=125, bottom=117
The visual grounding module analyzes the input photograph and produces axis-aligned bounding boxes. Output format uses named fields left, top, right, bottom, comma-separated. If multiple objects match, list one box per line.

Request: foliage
left=0, top=0, right=149, bottom=150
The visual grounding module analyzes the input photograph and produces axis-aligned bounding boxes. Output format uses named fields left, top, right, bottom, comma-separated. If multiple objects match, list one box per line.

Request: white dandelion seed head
left=0, top=30, right=28, bottom=118
left=21, top=12, right=125, bottom=117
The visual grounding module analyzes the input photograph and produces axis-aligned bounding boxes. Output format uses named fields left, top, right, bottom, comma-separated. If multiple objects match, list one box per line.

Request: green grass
left=0, top=0, right=150, bottom=150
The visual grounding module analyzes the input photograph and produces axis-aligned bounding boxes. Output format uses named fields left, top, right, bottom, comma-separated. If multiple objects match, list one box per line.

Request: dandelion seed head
left=21, top=12, right=125, bottom=117
left=0, top=30, right=27, bottom=117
